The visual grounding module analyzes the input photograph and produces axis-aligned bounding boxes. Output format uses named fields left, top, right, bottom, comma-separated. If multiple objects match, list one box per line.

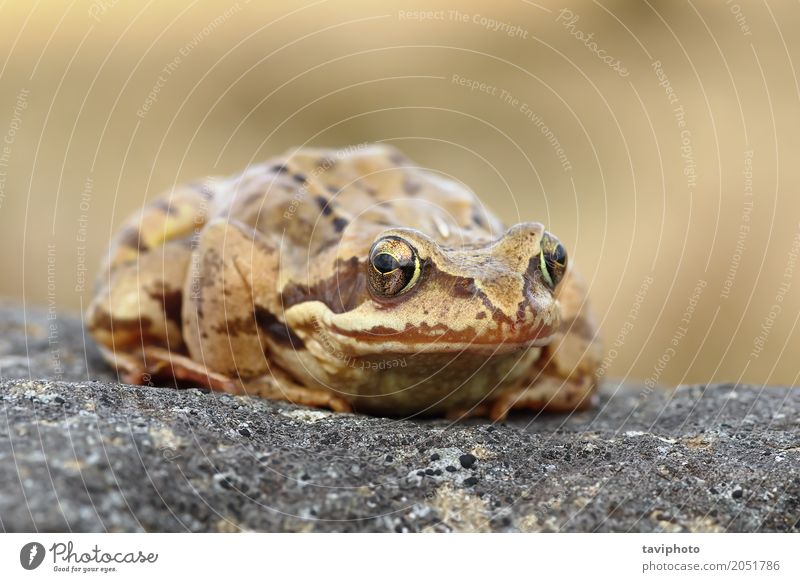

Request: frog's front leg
left=487, top=373, right=595, bottom=421
left=86, top=239, right=233, bottom=390
left=182, top=218, right=352, bottom=412
left=487, top=270, right=602, bottom=421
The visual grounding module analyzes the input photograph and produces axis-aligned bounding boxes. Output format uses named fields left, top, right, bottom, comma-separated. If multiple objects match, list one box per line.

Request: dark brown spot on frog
left=119, top=226, right=146, bottom=251
left=210, top=316, right=251, bottom=339
left=326, top=185, right=340, bottom=194
left=403, top=178, right=422, bottom=195
left=90, top=309, right=177, bottom=350
left=282, top=257, right=367, bottom=314
left=254, top=306, right=305, bottom=348
left=473, top=211, right=485, bottom=228
left=150, top=288, right=183, bottom=327
left=293, top=173, right=307, bottom=184
left=450, top=277, right=478, bottom=299
left=315, top=196, right=332, bottom=216
left=200, top=249, right=224, bottom=287
left=332, top=216, right=348, bottom=232
left=476, top=312, right=486, bottom=320
left=270, top=163, right=290, bottom=174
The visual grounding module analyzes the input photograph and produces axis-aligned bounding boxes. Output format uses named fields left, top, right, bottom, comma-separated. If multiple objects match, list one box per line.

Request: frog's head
left=288, top=222, right=567, bottom=358
left=280, top=222, right=569, bottom=414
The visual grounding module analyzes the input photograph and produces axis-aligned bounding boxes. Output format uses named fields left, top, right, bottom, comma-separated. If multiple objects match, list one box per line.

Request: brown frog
left=86, top=144, right=601, bottom=419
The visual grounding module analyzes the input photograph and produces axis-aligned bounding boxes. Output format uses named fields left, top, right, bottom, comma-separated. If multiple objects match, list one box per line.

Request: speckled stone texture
left=1, top=304, right=798, bottom=532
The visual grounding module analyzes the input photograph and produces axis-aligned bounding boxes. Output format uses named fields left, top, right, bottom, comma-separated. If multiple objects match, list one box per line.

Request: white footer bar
left=1, top=533, right=797, bottom=580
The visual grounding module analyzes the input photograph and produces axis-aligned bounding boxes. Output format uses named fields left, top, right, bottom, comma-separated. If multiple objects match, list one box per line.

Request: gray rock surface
left=1, top=304, right=798, bottom=532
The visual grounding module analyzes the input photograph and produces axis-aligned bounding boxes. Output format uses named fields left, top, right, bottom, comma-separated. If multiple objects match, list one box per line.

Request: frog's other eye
left=539, top=232, right=568, bottom=290
left=368, top=236, right=421, bottom=298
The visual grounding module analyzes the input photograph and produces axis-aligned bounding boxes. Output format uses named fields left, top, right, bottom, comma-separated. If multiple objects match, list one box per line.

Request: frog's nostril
left=505, top=222, right=546, bottom=244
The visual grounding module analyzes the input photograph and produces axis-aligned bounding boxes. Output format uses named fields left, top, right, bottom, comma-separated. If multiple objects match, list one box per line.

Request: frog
left=86, top=144, right=601, bottom=420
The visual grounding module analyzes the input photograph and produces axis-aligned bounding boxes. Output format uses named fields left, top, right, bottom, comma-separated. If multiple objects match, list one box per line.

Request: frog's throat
left=284, top=300, right=558, bottom=357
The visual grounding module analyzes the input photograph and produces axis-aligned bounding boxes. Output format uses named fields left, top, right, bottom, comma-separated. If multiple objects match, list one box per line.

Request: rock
left=1, top=304, right=798, bottom=532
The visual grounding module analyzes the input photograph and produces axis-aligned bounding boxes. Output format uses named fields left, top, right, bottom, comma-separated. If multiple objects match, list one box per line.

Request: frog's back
left=217, top=144, right=505, bottom=254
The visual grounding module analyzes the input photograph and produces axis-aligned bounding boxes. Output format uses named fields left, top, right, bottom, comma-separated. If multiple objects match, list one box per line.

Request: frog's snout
left=490, top=222, right=546, bottom=265
left=494, top=222, right=568, bottom=294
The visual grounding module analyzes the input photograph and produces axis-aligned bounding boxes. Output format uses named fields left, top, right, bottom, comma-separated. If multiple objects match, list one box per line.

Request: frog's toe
left=277, top=386, right=353, bottom=414
left=99, top=344, right=241, bottom=394
left=242, top=371, right=353, bottom=414
left=142, top=346, right=241, bottom=394
left=97, top=344, right=148, bottom=385
left=488, top=374, right=595, bottom=421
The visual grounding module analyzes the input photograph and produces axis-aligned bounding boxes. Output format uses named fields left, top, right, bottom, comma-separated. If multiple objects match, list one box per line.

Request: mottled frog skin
left=87, top=144, right=601, bottom=419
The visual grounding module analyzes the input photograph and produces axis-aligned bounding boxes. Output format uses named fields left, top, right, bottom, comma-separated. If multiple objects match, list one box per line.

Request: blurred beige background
left=1, top=0, right=798, bottom=388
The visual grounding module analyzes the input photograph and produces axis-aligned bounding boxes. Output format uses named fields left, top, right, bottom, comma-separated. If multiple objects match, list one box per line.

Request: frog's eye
left=539, top=232, right=568, bottom=290
left=368, top=236, right=421, bottom=298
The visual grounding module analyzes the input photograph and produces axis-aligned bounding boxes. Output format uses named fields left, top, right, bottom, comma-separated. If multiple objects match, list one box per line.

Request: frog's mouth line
left=325, top=321, right=556, bottom=355
left=285, top=300, right=558, bottom=356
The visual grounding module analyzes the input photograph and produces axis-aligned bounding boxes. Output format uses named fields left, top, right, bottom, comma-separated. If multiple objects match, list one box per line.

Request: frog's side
left=86, top=144, right=601, bottom=419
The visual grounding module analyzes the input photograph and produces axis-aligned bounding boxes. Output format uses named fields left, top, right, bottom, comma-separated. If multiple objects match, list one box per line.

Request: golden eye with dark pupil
left=372, top=253, right=399, bottom=274
left=368, top=237, right=421, bottom=298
